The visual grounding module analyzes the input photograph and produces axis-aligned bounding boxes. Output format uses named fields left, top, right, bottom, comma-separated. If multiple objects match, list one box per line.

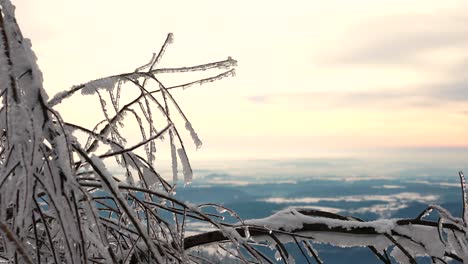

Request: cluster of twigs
left=0, top=1, right=256, bottom=263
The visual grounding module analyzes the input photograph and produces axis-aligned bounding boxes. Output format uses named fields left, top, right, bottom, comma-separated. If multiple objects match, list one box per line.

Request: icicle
left=115, top=80, right=122, bottom=111
left=177, top=148, right=193, bottom=184
left=185, top=121, right=202, bottom=149
left=459, top=171, right=468, bottom=225
left=170, top=130, right=178, bottom=184
left=136, top=101, right=153, bottom=162
left=244, top=226, right=250, bottom=240
left=97, top=91, right=126, bottom=147
left=216, top=207, right=227, bottom=214
left=437, top=217, right=447, bottom=246
left=274, top=250, right=282, bottom=261
left=144, top=97, right=156, bottom=162
left=108, top=81, right=121, bottom=116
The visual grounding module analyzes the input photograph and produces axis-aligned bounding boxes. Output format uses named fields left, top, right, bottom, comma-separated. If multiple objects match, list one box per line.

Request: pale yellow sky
left=11, top=0, right=468, bottom=159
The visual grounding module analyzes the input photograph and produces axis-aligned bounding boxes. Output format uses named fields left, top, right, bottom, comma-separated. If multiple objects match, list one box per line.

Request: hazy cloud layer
left=324, top=13, right=468, bottom=66
left=246, top=77, right=468, bottom=109
left=12, top=0, right=468, bottom=155
left=246, top=11, right=468, bottom=110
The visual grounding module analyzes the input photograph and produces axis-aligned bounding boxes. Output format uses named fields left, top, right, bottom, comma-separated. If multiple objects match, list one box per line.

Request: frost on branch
left=80, top=76, right=119, bottom=95
left=0, top=0, right=241, bottom=262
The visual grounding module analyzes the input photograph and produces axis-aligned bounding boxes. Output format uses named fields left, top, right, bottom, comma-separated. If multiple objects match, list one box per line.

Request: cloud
left=245, top=77, right=468, bottom=109
left=372, top=185, right=405, bottom=189
left=244, top=11, right=468, bottom=111
left=324, top=12, right=468, bottom=66
left=406, top=180, right=460, bottom=188
left=261, top=192, right=439, bottom=204
left=427, top=79, right=468, bottom=102
left=262, top=192, right=440, bottom=218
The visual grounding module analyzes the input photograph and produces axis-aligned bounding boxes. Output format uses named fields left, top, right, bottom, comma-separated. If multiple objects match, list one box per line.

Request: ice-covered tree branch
left=0, top=1, right=243, bottom=263
left=184, top=175, right=468, bottom=264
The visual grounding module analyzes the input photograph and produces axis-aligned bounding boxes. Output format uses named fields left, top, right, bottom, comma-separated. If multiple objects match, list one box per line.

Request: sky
left=10, top=0, right=468, bottom=160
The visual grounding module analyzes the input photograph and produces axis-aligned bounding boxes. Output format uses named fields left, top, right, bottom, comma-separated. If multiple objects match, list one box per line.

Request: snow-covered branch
left=0, top=1, right=241, bottom=263
left=184, top=206, right=466, bottom=263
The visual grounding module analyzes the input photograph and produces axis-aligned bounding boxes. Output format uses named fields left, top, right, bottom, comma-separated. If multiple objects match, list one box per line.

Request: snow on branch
left=47, top=56, right=237, bottom=107
left=184, top=184, right=468, bottom=263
